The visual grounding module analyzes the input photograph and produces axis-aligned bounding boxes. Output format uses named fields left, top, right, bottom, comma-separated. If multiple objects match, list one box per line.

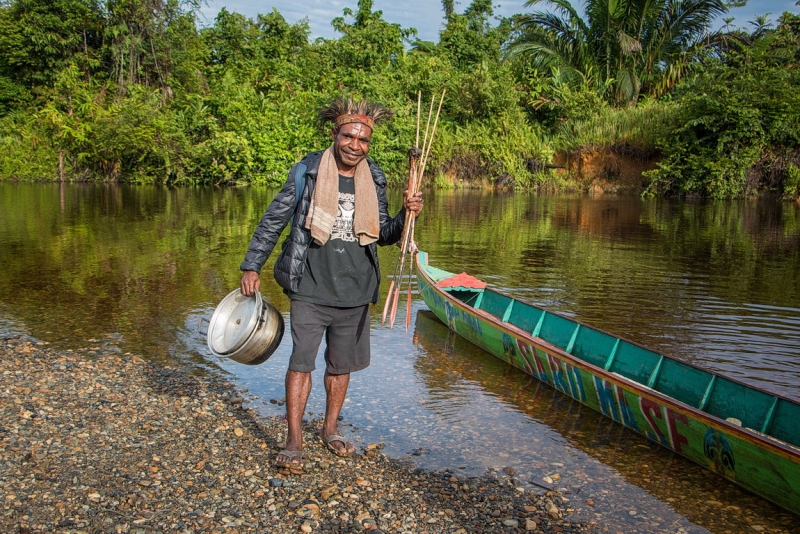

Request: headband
left=334, top=113, right=375, bottom=130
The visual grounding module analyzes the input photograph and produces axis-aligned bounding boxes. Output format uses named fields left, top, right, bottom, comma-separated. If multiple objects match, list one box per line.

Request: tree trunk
left=58, top=151, right=65, bottom=182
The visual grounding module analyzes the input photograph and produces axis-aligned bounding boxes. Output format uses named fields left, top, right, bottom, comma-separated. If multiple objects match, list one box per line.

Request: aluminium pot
left=206, top=289, right=284, bottom=365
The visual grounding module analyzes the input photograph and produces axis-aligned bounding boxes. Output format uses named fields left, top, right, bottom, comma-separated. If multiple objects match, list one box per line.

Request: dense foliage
left=510, top=0, right=729, bottom=103
left=0, top=0, right=798, bottom=199
left=644, top=11, right=800, bottom=198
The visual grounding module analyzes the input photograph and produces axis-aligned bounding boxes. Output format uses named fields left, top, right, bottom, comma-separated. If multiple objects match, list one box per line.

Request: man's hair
left=318, top=97, right=393, bottom=129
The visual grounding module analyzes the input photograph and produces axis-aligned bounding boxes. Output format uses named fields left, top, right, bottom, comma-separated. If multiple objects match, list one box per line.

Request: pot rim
left=207, top=288, right=262, bottom=356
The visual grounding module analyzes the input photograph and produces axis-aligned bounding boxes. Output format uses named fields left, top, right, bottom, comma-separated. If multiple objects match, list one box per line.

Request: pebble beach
left=1, top=335, right=592, bottom=534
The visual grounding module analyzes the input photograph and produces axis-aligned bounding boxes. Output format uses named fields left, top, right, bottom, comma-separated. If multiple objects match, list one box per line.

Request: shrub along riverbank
left=0, top=1, right=799, bottom=199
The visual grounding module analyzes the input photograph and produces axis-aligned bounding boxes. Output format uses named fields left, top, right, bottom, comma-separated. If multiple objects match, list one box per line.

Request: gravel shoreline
left=1, top=335, right=593, bottom=533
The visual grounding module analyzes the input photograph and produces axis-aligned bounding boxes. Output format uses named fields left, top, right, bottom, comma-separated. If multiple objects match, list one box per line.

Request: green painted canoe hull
left=416, top=252, right=800, bottom=516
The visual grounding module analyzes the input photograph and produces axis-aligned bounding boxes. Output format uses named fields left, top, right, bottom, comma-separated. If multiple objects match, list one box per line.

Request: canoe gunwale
left=415, top=253, right=800, bottom=461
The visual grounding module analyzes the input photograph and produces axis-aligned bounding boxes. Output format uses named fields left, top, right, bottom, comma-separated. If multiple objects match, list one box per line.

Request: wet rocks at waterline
left=0, top=335, right=589, bottom=533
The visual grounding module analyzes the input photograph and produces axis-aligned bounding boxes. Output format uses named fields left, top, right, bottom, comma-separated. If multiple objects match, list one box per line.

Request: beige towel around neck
left=305, top=146, right=380, bottom=246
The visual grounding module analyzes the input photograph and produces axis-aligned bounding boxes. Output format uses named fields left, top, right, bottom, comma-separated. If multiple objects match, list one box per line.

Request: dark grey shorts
left=288, top=300, right=371, bottom=374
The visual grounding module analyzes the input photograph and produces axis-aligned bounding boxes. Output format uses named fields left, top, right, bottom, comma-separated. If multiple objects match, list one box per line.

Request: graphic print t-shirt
left=292, top=175, right=378, bottom=307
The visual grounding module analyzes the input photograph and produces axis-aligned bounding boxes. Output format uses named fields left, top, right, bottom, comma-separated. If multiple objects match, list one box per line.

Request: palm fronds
left=510, top=0, right=729, bottom=102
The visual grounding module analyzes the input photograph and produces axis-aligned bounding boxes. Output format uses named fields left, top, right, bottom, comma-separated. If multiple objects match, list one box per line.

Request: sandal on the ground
left=274, top=449, right=306, bottom=468
left=320, top=433, right=355, bottom=458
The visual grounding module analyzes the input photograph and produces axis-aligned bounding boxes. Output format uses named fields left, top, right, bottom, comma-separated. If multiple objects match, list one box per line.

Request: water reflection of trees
left=2, top=183, right=797, bottom=377
left=0, top=183, right=285, bottom=363
left=413, top=191, right=800, bottom=374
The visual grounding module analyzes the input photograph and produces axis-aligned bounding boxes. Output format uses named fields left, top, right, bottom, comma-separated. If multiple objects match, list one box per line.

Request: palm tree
left=509, top=0, right=728, bottom=102
left=748, top=14, right=774, bottom=39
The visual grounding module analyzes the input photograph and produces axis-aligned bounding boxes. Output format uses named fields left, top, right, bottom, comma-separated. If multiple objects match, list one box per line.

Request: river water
left=1, top=183, right=798, bottom=533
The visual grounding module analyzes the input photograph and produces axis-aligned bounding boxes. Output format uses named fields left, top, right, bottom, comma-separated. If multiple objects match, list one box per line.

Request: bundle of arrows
left=382, top=89, right=446, bottom=330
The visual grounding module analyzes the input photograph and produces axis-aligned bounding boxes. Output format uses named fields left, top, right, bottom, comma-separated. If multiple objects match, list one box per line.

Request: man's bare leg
left=320, top=371, right=355, bottom=455
left=276, top=369, right=312, bottom=466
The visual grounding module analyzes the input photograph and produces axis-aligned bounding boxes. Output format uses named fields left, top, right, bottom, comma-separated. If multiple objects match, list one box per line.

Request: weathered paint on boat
left=415, top=251, right=800, bottom=516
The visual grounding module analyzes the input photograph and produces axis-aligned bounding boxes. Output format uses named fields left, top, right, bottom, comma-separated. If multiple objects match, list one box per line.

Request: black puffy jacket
left=240, top=150, right=407, bottom=304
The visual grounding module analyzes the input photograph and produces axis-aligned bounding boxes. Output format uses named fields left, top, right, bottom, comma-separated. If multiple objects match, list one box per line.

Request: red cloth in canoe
left=436, top=272, right=487, bottom=290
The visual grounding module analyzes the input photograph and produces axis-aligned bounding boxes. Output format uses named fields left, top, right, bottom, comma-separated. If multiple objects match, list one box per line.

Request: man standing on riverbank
left=239, top=98, right=423, bottom=468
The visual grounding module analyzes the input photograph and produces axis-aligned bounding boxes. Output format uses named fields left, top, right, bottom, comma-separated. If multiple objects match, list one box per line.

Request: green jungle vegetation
left=0, top=0, right=799, bottom=199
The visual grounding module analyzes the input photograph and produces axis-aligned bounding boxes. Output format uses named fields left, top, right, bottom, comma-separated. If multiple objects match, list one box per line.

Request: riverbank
left=1, top=334, right=592, bottom=533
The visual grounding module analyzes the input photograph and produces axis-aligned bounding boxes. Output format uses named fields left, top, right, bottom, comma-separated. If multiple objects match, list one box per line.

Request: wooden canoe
left=415, top=251, right=800, bottom=516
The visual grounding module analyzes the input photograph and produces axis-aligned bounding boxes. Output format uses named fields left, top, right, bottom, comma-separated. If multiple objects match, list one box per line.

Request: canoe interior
left=432, top=270, right=800, bottom=450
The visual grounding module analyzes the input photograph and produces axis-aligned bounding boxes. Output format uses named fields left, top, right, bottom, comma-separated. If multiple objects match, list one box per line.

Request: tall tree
left=0, top=0, right=104, bottom=87
left=439, top=0, right=509, bottom=69
left=331, top=0, right=414, bottom=70
left=510, top=0, right=728, bottom=102
left=104, top=0, right=201, bottom=92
